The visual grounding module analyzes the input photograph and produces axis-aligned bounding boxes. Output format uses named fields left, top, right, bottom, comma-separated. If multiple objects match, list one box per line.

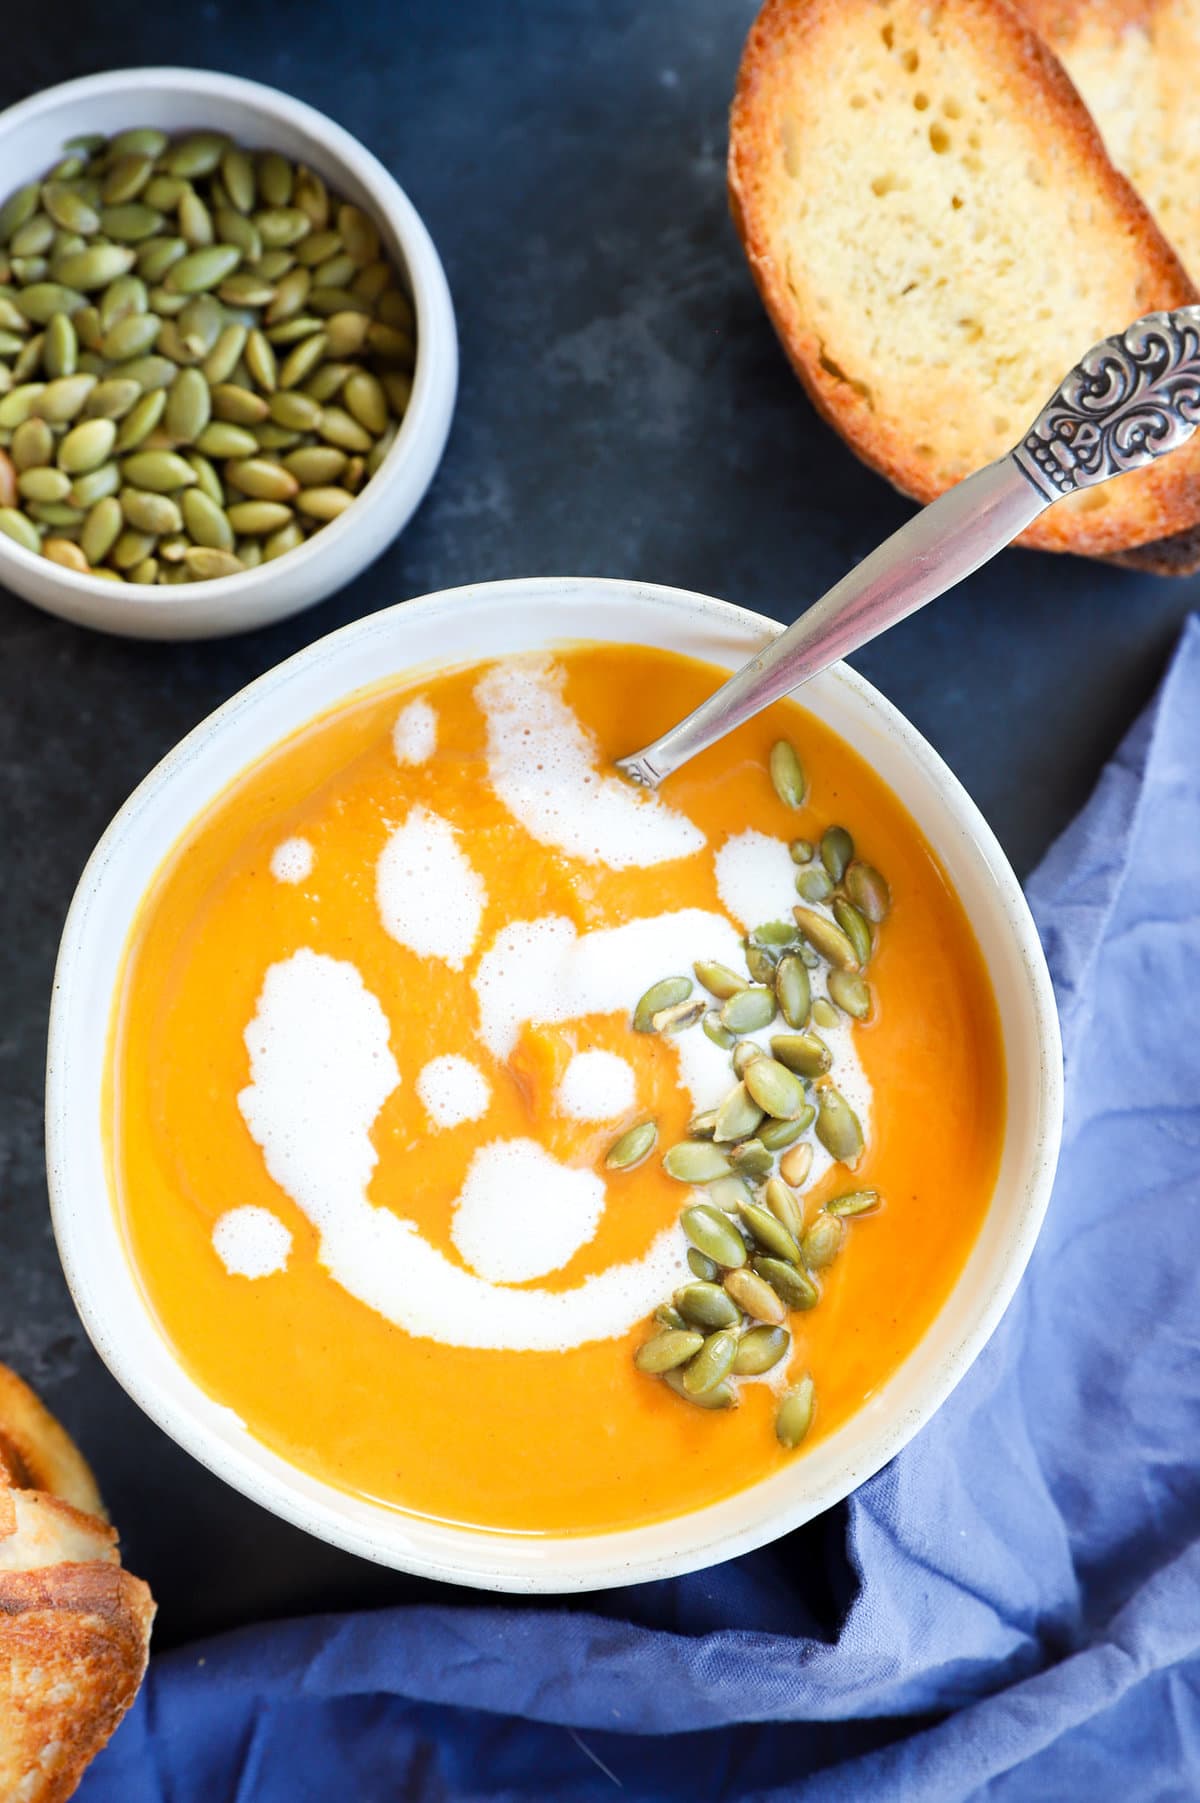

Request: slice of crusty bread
left=0, top=1368, right=105, bottom=1519
left=1016, top=0, right=1200, bottom=570
left=728, top=0, right=1200, bottom=557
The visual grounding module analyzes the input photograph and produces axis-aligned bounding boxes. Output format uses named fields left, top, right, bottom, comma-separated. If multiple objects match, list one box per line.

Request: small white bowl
left=46, top=578, right=1063, bottom=1590
left=0, top=68, right=456, bottom=640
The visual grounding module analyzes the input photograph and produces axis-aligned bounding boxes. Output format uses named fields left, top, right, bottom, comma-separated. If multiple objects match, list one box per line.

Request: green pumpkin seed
left=264, top=266, right=310, bottom=325
left=294, top=166, right=330, bottom=230
left=110, top=525, right=156, bottom=568
left=744, top=1056, right=808, bottom=1121
left=770, top=1032, right=831, bottom=1078
left=277, top=331, right=329, bottom=390
left=203, top=324, right=249, bottom=386
left=713, top=1083, right=765, bottom=1145
left=57, top=417, right=116, bottom=474
left=12, top=332, right=45, bottom=380
left=824, top=1189, right=881, bottom=1219
left=194, top=421, right=258, bottom=459
left=178, top=188, right=214, bottom=248
left=80, top=495, right=123, bottom=565
left=26, top=502, right=83, bottom=528
left=720, top=986, right=776, bottom=1033
left=226, top=499, right=292, bottom=534
left=776, top=1376, right=816, bottom=1448
left=297, top=229, right=342, bottom=269
left=127, top=553, right=159, bottom=585
left=674, top=1281, right=741, bottom=1329
left=0, top=384, right=45, bottom=429
left=53, top=243, right=136, bottom=291
left=731, top=1042, right=766, bottom=1079
left=315, top=251, right=358, bottom=290
left=755, top=1256, right=820, bottom=1310
left=142, top=176, right=187, bottom=212
left=680, top=1204, right=747, bottom=1268
left=633, top=975, right=691, bottom=1033
left=166, top=244, right=242, bottom=294
left=821, top=825, right=854, bottom=882
left=776, top=955, right=811, bottom=1029
left=39, top=374, right=97, bottom=422
left=219, top=272, right=277, bottom=309
left=790, top=838, right=814, bottom=864
left=10, top=419, right=51, bottom=470
left=243, top=327, right=277, bottom=391
left=225, top=456, right=299, bottom=503
left=121, top=448, right=196, bottom=492
left=0, top=293, right=28, bottom=334
left=253, top=206, right=309, bottom=249
left=177, top=295, right=224, bottom=357
left=724, top=1267, right=787, bottom=1325
left=14, top=282, right=87, bottom=324
left=159, top=368, right=210, bottom=445
left=254, top=422, right=304, bottom=450
left=9, top=256, right=48, bottom=284
left=846, top=861, right=891, bottom=923
left=164, top=133, right=228, bottom=179
left=266, top=314, right=324, bottom=349
left=654, top=1303, right=688, bottom=1331
left=179, top=486, right=233, bottom=550
left=283, top=445, right=346, bottom=485
left=9, top=213, right=53, bottom=260
left=43, top=313, right=78, bottom=379
left=733, top=1324, right=789, bottom=1376
left=792, top=906, right=860, bottom=972
left=101, top=203, right=164, bottom=243
left=109, top=128, right=169, bottom=160
left=137, top=236, right=187, bottom=281
left=779, top=1142, right=814, bottom=1189
left=650, top=996, right=705, bottom=1034
left=352, top=258, right=393, bottom=303
left=744, top=944, right=777, bottom=985
left=752, top=920, right=800, bottom=950
left=366, top=321, right=414, bottom=365
left=317, top=403, right=372, bottom=451
left=602, top=1119, right=657, bottom=1171
left=769, top=739, right=806, bottom=807
left=764, top=1174, right=805, bottom=1241
left=119, top=486, right=181, bottom=534
left=816, top=1087, right=864, bottom=1165
left=832, top=899, right=872, bottom=968
left=693, top=960, right=745, bottom=1001
left=98, top=275, right=146, bottom=332
left=344, top=368, right=389, bottom=435
left=17, top=466, right=71, bottom=504
left=634, top=1329, right=704, bottom=1374
left=0, top=183, right=40, bottom=244
left=665, top=1142, right=733, bottom=1186
left=0, top=507, right=40, bottom=551
left=802, top=1213, right=845, bottom=1271
left=795, top=865, right=834, bottom=903
left=43, top=182, right=100, bottom=235
left=738, top=1201, right=801, bottom=1264
left=729, top=1139, right=772, bottom=1178
left=305, top=359, right=354, bottom=401
left=185, top=452, right=225, bottom=505
left=183, top=545, right=245, bottom=580
left=687, top=1248, right=719, bottom=1282
left=826, top=969, right=872, bottom=1020
left=681, top=1329, right=738, bottom=1395
left=759, top=1109, right=813, bottom=1150
left=102, top=153, right=154, bottom=205
left=220, top=147, right=256, bottom=213
left=102, top=312, right=161, bottom=361
left=811, top=998, right=840, bottom=1030
left=706, top=1174, right=754, bottom=1214
left=324, top=308, right=371, bottom=358
left=338, top=202, right=380, bottom=265
left=70, top=463, right=120, bottom=508
left=115, top=389, right=167, bottom=450
left=663, top=1368, right=737, bottom=1409
left=702, top=1011, right=736, bottom=1051
left=263, top=519, right=305, bottom=561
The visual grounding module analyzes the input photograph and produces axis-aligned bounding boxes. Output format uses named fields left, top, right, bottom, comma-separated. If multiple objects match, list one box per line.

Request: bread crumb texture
left=729, top=0, right=1200, bottom=555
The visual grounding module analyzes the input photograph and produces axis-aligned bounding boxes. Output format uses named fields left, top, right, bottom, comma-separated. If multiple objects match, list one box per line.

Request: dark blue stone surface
left=1, top=0, right=1196, bottom=1646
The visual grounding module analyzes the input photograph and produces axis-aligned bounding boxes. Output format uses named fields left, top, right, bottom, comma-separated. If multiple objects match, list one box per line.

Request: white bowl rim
left=0, top=66, right=456, bottom=629
left=46, top=576, right=1064, bottom=1590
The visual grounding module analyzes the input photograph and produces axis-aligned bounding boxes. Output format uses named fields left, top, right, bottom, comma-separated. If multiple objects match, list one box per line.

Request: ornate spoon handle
left=616, top=308, right=1200, bottom=789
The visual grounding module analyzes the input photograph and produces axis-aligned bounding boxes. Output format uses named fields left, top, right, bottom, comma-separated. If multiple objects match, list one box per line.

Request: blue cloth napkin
left=81, top=618, right=1200, bottom=1803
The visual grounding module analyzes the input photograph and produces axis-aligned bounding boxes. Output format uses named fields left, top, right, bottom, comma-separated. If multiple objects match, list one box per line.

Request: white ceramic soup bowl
left=0, top=67, right=456, bottom=639
left=46, top=577, right=1063, bottom=1591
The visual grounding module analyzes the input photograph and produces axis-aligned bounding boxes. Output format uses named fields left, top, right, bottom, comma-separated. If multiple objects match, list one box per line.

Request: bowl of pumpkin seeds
left=0, top=67, right=456, bottom=638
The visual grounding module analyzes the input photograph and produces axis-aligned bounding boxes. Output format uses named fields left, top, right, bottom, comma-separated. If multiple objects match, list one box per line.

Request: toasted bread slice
left=0, top=1490, right=119, bottom=1572
left=0, top=1564, right=154, bottom=1803
left=728, top=0, right=1200, bottom=556
left=0, top=1368, right=104, bottom=1518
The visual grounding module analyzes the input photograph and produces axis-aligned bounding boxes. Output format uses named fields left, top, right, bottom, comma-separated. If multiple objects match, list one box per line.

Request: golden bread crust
left=728, top=0, right=1200, bottom=556
left=0, top=1370, right=104, bottom=1519
left=0, top=1564, right=154, bottom=1803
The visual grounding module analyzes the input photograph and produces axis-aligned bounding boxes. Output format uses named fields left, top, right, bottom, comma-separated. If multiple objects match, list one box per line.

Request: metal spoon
left=616, top=309, right=1200, bottom=789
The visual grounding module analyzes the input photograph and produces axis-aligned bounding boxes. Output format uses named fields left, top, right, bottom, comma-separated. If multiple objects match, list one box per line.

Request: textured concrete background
left=2, top=0, right=1197, bottom=1646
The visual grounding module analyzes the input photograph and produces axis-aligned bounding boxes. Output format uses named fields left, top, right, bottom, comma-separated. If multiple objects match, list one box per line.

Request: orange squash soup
left=108, top=643, right=1004, bottom=1535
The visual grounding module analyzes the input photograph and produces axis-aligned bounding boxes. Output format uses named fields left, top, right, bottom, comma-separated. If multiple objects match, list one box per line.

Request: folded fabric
left=81, top=617, right=1200, bottom=1803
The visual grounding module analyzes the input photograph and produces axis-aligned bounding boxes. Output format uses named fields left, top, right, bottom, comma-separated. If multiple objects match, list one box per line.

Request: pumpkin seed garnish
left=681, top=1329, right=739, bottom=1395
left=651, top=996, right=706, bottom=1034
left=729, top=1138, right=773, bottom=1178
left=723, top=1267, right=787, bottom=1325
left=604, top=1119, right=658, bottom=1171
left=663, top=1369, right=737, bottom=1409
left=769, top=739, right=806, bottom=808
left=713, top=1083, right=766, bottom=1144
left=811, top=998, right=840, bottom=1030
left=776, top=1375, right=816, bottom=1448
left=779, top=1141, right=814, bottom=1189
left=759, top=1108, right=814, bottom=1151
left=744, top=1055, right=807, bottom=1121
left=792, top=906, right=860, bottom=972
left=720, top=986, right=776, bottom=1033
left=764, top=1174, right=805, bottom=1241
left=832, top=898, right=872, bottom=967
left=826, top=969, right=873, bottom=1020
left=674, top=1282, right=741, bottom=1329
left=633, top=975, right=692, bottom=1033
left=845, top=861, right=891, bottom=922
left=770, top=1031, right=832, bottom=1078
left=634, top=1329, right=705, bottom=1374
left=776, top=954, right=811, bottom=1029
left=706, top=1174, right=755, bottom=1214
left=679, top=1206, right=747, bottom=1268
left=733, top=1324, right=789, bottom=1376
left=754, top=1256, right=820, bottom=1310
left=731, top=1041, right=766, bottom=1079
left=687, top=1248, right=719, bottom=1282
left=702, top=1011, right=736, bottom=1050
left=795, top=865, right=834, bottom=903
left=738, top=1201, right=801, bottom=1264
left=655, top=1303, right=688, bottom=1330
left=687, top=1109, right=718, bottom=1140
left=789, top=838, right=814, bottom=864
left=665, top=1142, right=733, bottom=1185
left=801, top=1213, right=845, bottom=1270
left=816, top=1087, right=864, bottom=1165
left=820, top=825, right=854, bottom=882
left=824, top=1189, right=881, bottom=1218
